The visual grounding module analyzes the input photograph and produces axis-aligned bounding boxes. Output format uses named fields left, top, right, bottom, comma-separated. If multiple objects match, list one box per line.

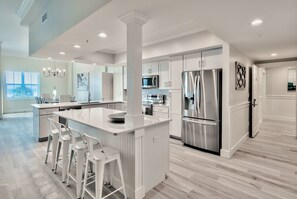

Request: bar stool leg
left=54, top=141, right=62, bottom=173
left=62, top=140, right=70, bottom=183
left=66, top=149, right=75, bottom=186
left=51, top=133, right=59, bottom=171
left=95, top=160, right=105, bottom=199
left=45, top=135, right=52, bottom=164
left=117, top=156, right=127, bottom=199
left=82, top=158, right=89, bottom=199
left=76, top=149, right=84, bottom=198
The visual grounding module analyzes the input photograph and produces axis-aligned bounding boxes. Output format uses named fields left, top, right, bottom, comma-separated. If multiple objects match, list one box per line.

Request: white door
left=251, top=64, right=260, bottom=137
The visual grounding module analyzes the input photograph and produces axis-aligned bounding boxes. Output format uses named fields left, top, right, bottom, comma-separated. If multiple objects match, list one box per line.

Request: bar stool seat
left=92, top=147, right=118, bottom=161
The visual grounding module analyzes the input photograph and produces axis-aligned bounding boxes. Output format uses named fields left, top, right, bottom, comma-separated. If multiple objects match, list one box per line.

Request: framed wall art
left=235, top=62, right=246, bottom=90
left=77, top=73, right=89, bottom=91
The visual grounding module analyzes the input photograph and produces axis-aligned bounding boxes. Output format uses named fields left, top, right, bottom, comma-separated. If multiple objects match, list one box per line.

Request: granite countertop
left=31, top=100, right=124, bottom=109
left=54, top=108, right=171, bottom=135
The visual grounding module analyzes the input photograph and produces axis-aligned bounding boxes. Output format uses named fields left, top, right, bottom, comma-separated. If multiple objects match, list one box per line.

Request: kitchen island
left=54, top=108, right=170, bottom=199
left=32, top=101, right=125, bottom=141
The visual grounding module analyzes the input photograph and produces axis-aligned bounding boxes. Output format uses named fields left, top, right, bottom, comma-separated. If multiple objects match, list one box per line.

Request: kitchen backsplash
left=142, top=89, right=169, bottom=104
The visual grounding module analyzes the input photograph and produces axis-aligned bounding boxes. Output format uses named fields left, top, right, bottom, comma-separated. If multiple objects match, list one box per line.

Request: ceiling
left=0, top=0, right=28, bottom=56
left=2, top=0, right=297, bottom=62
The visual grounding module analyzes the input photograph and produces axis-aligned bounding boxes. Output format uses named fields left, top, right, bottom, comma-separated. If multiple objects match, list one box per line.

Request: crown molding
left=119, top=10, right=150, bottom=25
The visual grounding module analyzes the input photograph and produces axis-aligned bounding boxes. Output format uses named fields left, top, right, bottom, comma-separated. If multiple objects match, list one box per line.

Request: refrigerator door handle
left=183, top=118, right=217, bottom=126
left=193, top=75, right=198, bottom=114
left=197, top=75, right=201, bottom=114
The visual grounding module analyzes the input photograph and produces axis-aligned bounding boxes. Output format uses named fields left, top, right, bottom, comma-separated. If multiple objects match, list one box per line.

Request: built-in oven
left=142, top=75, right=159, bottom=89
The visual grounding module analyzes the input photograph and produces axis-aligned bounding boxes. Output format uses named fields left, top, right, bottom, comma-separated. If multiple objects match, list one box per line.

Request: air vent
left=41, top=12, right=48, bottom=24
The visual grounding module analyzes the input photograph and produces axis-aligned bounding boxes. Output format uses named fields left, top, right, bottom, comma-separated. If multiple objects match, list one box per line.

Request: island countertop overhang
left=53, top=107, right=171, bottom=135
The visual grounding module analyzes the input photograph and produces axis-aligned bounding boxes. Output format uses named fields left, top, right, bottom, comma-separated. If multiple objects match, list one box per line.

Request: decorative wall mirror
left=287, top=68, right=296, bottom=91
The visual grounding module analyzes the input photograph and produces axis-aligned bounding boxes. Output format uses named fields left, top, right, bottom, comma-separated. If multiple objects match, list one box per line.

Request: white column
left=120, top=11, right=150, bottom=127
left=0, top=41, right=3, bottom=119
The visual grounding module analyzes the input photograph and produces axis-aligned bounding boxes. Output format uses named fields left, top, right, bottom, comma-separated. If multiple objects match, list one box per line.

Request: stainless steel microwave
left=142, top=75, right=159, bottom=89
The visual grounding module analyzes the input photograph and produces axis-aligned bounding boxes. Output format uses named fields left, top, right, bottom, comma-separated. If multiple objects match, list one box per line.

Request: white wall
left=71, top=62, right=106, bottom=101
left=1, top=56, right=69, bottom=113
left=259, top=61, right=297, bottom=122
left=220, top=46, right=253, bottom=158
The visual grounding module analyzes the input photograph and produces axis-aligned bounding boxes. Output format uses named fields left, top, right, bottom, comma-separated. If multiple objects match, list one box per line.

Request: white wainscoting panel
left=264, top=95, right=296, bottom=122
left=228, top=102, right=249, bottom=158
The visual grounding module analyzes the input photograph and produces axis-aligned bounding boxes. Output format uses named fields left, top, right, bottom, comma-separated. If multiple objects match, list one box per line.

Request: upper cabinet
left=169, top=56, right=183, bottom=90
left=142, top=62, right=159, bottom=76
left=184, top=52, right=201, bottom=71
left=158, top=60, right=170, bottom=89
left=183, top=48, right=223, bottom=71
left=201, top=48, right=223, bottom=70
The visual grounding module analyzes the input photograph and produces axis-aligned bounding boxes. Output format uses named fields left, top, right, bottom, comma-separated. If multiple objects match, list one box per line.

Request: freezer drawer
left=181, top=117, right=220, bottom=153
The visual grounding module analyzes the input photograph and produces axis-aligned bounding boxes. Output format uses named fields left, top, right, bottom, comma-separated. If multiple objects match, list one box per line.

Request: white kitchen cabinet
left=169, top=56, right=183, bottom=90
left=169, top=114, right=182, bottom=138
left=123, top=66, right=127, bottom=90
left=143, top=62, right=159, bottom=76
left=81, top=104, right=108, bottom=109
left=114, top=102, right=125, bottom=111
left=107, top=103, right=115, bottom=109
left=33, top=107, right=59, bottom=141
left=184, top=52, right=201, bottom=71
left=183, top=48, right=222, bottom=71
left=169, top=90, right=182, bottom=138
left=169, top=90, right=182, bottom=115
left=201, top=48, right=223, bottom=70
left=158, top=60, right=170, bottom=89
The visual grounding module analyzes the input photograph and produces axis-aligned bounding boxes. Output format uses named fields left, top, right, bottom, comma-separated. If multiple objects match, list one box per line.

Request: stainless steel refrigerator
left=181, top=69, right=222, bottom=154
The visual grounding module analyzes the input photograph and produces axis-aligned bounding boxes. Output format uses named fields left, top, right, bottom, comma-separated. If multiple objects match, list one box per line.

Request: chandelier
left=43, top=61, right=66, bottom=78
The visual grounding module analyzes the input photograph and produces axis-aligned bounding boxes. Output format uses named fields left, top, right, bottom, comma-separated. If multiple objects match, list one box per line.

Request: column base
left=125, top=114, right=144, bottom=128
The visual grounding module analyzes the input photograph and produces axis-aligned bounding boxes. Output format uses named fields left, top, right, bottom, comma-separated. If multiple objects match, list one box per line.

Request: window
left=5, top=71, right=40, bottom=98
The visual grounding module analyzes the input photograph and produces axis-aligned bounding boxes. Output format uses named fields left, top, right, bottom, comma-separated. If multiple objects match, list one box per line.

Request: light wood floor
left=0, top=113, right=297, bottom=199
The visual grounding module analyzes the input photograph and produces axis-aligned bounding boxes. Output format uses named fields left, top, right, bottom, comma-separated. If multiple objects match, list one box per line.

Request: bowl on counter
left=108, top=112, right=127, bottom=123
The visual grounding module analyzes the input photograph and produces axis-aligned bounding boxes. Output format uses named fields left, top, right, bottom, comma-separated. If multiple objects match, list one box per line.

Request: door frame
left=249, top=66, right=253, bottom=138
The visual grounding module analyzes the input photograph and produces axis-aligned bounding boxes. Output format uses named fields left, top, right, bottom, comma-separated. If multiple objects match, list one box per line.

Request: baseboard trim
left=170, top=135, right=181, bottom=140
left=263, top=116, right=295, bottom=123
left=220, top=132, right=249, bottom=159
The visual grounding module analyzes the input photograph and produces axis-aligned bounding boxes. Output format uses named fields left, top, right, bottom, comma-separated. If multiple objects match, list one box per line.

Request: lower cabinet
left=169, top=113, right=182, bottom=138
left=81, top=104, right=108, bottom=109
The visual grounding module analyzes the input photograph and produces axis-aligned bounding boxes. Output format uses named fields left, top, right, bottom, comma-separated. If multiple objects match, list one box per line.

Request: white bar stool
left=45, top=118, right=62, bottom=170
left=54, top=122, right=71, bottom=183
left=66, top=128, right=87, bottom=198
left=82, top=134, right=127, bottom=199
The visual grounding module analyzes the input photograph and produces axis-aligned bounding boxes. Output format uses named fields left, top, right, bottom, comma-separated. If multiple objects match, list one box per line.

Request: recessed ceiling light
left=73, top=44, right=81, bottom=49
left=98, top=32, right=107, bottom=38
left=251, top=19, right=263, bottom=26
left=271, top=53, right=278, bottom=57
left=59, top=51, right=66, bottom=55
left=71, top=60, right=75, bottom=63
left=93, top=63, right=97, bottom=65
left=47, top=57, right=52, bottom=60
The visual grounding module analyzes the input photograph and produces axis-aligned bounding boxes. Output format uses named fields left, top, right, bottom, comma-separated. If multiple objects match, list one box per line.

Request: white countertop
left=54, top=108, right=171, bottom=135
left=31, top=100, right=123, bottom=109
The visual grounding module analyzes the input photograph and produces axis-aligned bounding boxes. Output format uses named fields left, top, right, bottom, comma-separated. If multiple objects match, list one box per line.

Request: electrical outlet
left=153, top=136, right=160, bottom=143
